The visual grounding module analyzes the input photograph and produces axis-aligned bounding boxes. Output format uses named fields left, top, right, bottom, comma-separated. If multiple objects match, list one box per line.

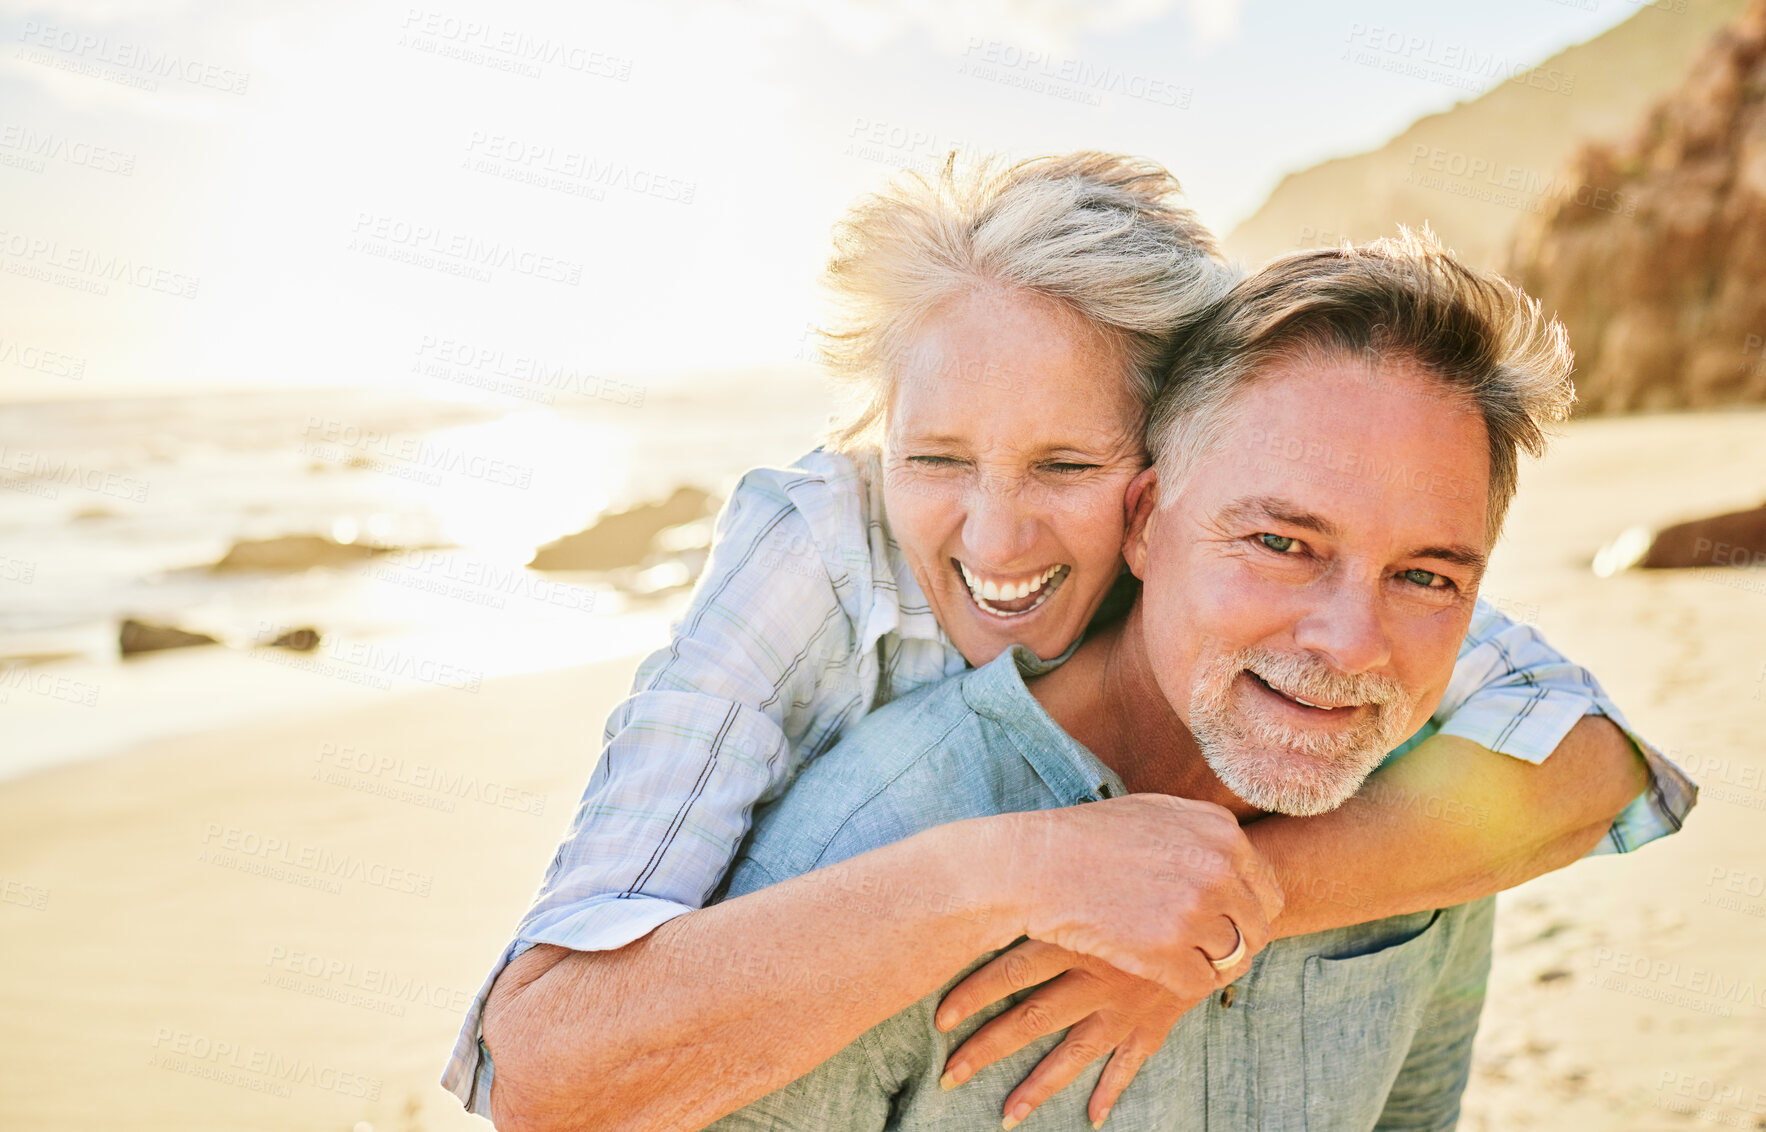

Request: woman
left=448, top=153, right=1691, bottom=1130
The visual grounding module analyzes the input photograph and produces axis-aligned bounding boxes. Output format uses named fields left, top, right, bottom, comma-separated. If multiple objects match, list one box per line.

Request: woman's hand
left=935, top=939, right=1243, bottom=1129
left=1004, top=794, right=1282, bottom=997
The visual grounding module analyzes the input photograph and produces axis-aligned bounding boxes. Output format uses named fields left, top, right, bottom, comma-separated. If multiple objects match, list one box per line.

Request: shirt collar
left=961, top=646, right=1126, bottom=806
left=853, top=448, right=950, bottom=650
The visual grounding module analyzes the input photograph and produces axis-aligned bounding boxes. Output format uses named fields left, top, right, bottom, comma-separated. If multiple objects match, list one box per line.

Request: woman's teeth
left=956, top=562, right=1068, bottom=615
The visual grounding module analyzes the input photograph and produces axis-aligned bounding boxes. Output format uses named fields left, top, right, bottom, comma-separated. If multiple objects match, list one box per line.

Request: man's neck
left=1027, top=608, right=1260, bottom=819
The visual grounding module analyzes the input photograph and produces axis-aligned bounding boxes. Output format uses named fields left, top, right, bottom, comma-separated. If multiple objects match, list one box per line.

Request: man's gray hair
left=1147, top=228, right=1576, bottom=542
left=819, top=151, right=1237, bottom=452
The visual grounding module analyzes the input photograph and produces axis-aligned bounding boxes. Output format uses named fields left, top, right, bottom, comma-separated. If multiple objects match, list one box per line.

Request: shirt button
left=1220, top=985, right=1237, bottom=1009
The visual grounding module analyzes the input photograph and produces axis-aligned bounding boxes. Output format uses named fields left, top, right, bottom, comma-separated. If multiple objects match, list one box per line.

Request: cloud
left=756, top=0, right=1246, bottom=54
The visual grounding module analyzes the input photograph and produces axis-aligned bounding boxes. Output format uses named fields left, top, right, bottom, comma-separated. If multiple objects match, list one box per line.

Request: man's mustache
left=1237, top=648, right=1407, bottom=711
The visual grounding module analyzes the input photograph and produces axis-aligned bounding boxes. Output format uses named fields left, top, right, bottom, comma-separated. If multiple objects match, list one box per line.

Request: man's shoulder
left=724, top=667, right=1015, bottom=892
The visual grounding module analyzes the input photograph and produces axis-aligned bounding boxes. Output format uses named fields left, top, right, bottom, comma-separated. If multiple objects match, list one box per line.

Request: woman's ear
left=1123, top=466, right=1161, bottom=580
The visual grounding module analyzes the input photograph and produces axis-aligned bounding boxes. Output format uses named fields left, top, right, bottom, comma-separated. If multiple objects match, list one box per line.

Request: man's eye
left=1042, top=462, right=1098, bottom=474
left=1401, top=568, right=1449, bottom=589
left=1257, top=533, right=1299, bottom=553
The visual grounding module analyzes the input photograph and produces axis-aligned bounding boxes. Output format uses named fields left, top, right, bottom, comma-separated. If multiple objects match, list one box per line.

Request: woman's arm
left=1253, top=598, right=1681, bottom=934
left=932, top=721, right=1649, bottom=1128
left=485, top=819, right=1020, bottom=1132
left=482, top=797, right=1279, bottom=1132
left=935, top=604, right=1689, bottom=1126
left=1253, top=716, right=1647, bottom=938
left=442, top=458, right=902, bottom=1114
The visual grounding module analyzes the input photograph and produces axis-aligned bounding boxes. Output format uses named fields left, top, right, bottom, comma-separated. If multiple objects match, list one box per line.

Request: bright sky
left=0, top=0, right=1639, bottom=398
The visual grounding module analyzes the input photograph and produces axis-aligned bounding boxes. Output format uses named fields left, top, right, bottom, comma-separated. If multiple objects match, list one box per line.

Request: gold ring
left=1207, top=919, right=1246, bottom=972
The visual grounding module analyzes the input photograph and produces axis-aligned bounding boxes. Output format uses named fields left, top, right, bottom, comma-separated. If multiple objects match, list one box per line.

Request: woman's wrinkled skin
left=881, top=286, right=1147, bottom=667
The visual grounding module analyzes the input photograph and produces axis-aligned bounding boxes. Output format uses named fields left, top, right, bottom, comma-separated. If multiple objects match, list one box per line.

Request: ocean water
left=0, top=371, right=837, bottom=775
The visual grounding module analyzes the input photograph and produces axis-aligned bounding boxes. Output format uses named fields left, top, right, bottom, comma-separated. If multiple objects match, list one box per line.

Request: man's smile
left=1241, top=670, right=1366, bottom=723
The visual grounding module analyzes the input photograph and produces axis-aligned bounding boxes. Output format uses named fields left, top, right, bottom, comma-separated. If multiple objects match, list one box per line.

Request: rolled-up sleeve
left=441, top=464, right=877, bottom=1115
left=1429, top=599, right=1696, bottom=855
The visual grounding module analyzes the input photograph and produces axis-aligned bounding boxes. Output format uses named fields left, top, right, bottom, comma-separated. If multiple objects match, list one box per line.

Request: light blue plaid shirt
left=441, top=449, right=1697, bottom=1117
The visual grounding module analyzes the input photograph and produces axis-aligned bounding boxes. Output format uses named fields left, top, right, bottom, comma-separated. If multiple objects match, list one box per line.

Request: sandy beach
left=2, top=407, right=1763, bottom=1132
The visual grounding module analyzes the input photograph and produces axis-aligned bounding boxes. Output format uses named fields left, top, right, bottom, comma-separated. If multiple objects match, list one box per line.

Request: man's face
left=1125, top=355, right=1491, bottom=816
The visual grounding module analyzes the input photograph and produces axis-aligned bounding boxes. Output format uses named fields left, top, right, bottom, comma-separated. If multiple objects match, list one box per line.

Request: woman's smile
left=954, top=560, right=1072, bottom=617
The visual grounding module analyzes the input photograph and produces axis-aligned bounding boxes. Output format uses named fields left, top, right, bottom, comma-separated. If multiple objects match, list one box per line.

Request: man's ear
left=1123, top=465, right=1161, bottom=580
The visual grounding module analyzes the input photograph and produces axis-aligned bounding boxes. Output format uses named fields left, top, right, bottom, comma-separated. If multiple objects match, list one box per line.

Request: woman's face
left=881, top=287, right=1148, bottom=666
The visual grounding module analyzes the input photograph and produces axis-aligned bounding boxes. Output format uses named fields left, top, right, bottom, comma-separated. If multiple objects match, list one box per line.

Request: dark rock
left=1641, top=501, right=1766, bottom=567
left=529, top=487, right=718, bottom=572
left=120, top=619, right=219, bottom=656
left=212, top=535, right=381, bottom=571
left=268, top=627, right=322, bottom=651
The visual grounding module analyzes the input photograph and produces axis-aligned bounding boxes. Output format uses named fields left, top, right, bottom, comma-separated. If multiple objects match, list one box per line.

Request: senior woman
left=444, top=153, right=1691, bottom=1131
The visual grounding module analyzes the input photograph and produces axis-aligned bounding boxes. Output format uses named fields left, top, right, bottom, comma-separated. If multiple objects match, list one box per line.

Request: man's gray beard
left=1187, top=646, right=1419, bottom=816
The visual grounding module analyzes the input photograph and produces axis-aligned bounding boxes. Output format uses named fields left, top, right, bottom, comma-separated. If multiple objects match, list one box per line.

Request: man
left=695, top=232, right=1686, bottom=1129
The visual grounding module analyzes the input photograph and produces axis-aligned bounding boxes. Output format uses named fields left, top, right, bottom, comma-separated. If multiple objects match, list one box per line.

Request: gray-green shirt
left=707, top=647, right=1496, bottom=1131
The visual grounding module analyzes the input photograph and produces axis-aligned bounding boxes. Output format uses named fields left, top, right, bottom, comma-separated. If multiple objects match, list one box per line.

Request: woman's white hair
left=819, top=151, right=1237, bottom=452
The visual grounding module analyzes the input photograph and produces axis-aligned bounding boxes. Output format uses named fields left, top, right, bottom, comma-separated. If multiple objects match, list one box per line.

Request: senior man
left=690, top=233, right=1689, bottom=1130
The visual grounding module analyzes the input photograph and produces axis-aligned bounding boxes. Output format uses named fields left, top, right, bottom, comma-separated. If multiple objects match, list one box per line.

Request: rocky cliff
left=1510, top=0, right=1766, bottom=413
left=1223, top=0, right=1748, bottom=270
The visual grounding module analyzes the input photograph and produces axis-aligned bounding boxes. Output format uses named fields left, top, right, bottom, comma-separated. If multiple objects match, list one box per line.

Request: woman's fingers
left=1087, top=1035, right=1159, bottom=1128
left=940, top=972, right=1093, bottom=1088
left=935, top=940, right=1078, bottom=1032
left=1195, top=911, right=1245, bottom=969
left=996, top=1017, right=1128, bottom=1130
